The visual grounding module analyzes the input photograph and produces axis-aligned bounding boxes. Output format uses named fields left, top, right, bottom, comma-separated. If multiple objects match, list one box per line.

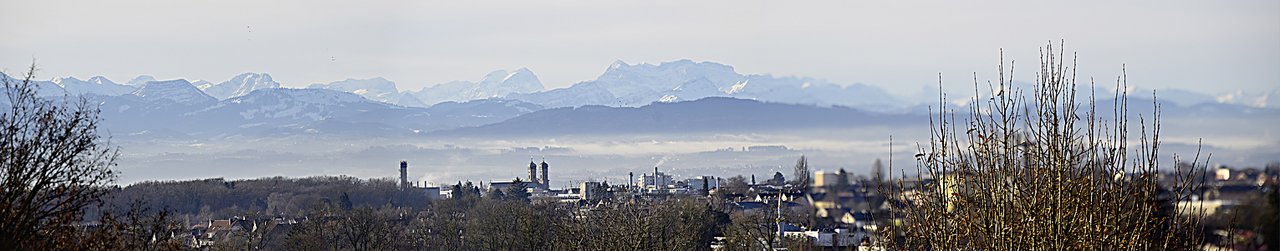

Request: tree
left=450, top=182, right=465, bottom=199
left=724, top=211, right=779, bottom=250
left=880, top=43, right=1205, bottom=250
left=342, top=207, right=393, bottom=251
left=791, top=156, right=811, bottom=192
left=486, top=187, right=506, bottom=200
left=81, top=200, right=185, bottom=251
left=285, top=205, right=345, bottom=250
left=770, top=172, right=786, bottom=186
left=0, top=66, right=119, bottom=250
left=339, top=192, right=353, bottom=211
left=504, top=178, right=530, bottom=202
left=719, top=175, right=750, bottom=198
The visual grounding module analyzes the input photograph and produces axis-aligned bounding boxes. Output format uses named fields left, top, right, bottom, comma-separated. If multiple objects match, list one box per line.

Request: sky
left=2, top=0, right=1277, bottom=97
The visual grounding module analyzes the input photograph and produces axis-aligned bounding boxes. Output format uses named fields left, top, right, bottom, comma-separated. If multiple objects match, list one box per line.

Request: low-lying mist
left=111, top=113, right=1279, bottom=187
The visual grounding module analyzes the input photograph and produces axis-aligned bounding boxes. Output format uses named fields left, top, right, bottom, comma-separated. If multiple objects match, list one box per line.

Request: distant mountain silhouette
left=441, top=97, right=927, bottom=137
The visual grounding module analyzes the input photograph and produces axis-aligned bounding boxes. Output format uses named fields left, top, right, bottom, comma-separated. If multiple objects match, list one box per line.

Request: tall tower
left=654, top=166, right=660, bottom=188
left=528, top=159, right=538, bottom=186
left=539, top=158, right=549, bottom=190
left=399, top=161, right=409, bottom=189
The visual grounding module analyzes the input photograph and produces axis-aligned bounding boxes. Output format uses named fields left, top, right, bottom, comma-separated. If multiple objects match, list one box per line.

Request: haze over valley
left=3, top=60, right=1274, bottom=186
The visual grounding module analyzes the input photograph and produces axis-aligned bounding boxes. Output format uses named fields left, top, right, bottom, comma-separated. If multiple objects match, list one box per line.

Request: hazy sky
left=2, top=1, right=1276, bottom=96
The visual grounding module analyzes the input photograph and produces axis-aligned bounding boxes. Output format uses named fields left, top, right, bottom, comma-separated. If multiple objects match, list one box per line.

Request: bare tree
left=791, top=156, right=811, bottom=192
left=0, top=66, right=119, bottom=250
left=880, top=43, right=1205, bottom=250
left=724, top=211, right=778, bottom=250
left=343, top=207, right=393, bottom=251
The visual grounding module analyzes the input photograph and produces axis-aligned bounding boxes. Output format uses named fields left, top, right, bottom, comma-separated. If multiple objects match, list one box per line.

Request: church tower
left=539, top=159, right=549, bottom=190
left=528, top=159, right=539, bottom=186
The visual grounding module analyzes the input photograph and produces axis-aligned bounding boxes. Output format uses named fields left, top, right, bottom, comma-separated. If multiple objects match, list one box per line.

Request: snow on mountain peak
left=481, top=70, right=510, bottom=84
left=53, top=76, right=135, bottom=96
left=409, top=68, right=545, bottom=107
left=511, top=59, right=912, bottom=111
left=609, top=60, right=629, bottom=70
left=202, top=72, right=281, bottom=100
left=505, top=68, right=536, bottom=82
left=725, top=80, right=749, bottom=94
left=52, top=76, right=77, bottom=85
left=87, top=76, right=116, bottom=85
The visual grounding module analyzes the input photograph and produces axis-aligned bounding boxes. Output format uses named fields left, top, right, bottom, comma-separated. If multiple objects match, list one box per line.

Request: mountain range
left=1, top=59, right=1276, bottom=139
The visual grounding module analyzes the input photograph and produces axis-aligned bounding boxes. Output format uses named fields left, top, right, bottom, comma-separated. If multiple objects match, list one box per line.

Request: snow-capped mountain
left=0, top=73, right=68, bottom=97
left=54, top=76, right=136, bottom=96
left=508, top=60, right=906, bottom=111
left=81, top=86, right=545, bottom=137
left=187, top=89, right=542, bottom=136
left=200, top=73, right=281, bottom=100
left=188, top=88, right=419, bottom=135
left=307, top=77, right=417, bottom=106
left=131, top=79, right=217, bottom=106
left=409, top=68, right=545, bottom=106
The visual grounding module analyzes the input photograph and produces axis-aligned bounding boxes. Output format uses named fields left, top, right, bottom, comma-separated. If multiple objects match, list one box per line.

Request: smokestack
left=399, top=161, right=409, bottom=189
left=655, top=166, right=660, bottom=189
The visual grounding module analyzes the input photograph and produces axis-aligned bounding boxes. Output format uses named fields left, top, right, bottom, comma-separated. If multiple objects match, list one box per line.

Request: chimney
left=399, top=161, right=409, bottom=189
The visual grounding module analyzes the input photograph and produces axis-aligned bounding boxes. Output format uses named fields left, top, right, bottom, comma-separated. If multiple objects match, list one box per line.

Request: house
left=784, top=228, right=866, bottom=248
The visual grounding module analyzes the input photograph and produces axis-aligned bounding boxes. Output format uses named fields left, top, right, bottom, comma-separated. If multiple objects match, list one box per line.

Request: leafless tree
left=723, top=211, right=779, bottom=250
left=342, top=207, right=393, bottom=251
left=880, top=42, right=1206, bottom=250
left=0, top=65, right=119, bottom=250
left=792, top=156, right=811, bottom=192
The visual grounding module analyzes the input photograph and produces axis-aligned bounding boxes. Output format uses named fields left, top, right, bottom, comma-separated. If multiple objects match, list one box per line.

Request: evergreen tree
left=487, top=189, right=506, bottom=200
left=505, top=178, right=531, bottom=202
left=339, top=192, right=353, bottom=211
left=770, top=172, right=786, bottom=185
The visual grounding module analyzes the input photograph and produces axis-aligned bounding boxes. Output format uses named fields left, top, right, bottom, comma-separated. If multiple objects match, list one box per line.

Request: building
left=540, top=160, right=550, bottom=190
left=686, top=176, right=720, bottom=192
left=421, top=186, right=441, bottom=200
left=640, top=171, right=673, bottom=190
left=579, top=181, right=604, bottom=201
left=396, top=161, right=443, bottom=200
left=490, top=180, right=534, bottom=193
left=815, top=171, right=841, bottom=187
left=783, top=228, right=866, bottom=248
left=1215, top=166, right=1231, bottom=181
left=528, top=160, right=539, bottom=188
left=522, top=159, right=553, bottom=191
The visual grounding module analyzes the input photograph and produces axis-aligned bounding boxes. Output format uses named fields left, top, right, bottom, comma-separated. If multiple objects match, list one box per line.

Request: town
left=101, top=156, right=1277, bottom=250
